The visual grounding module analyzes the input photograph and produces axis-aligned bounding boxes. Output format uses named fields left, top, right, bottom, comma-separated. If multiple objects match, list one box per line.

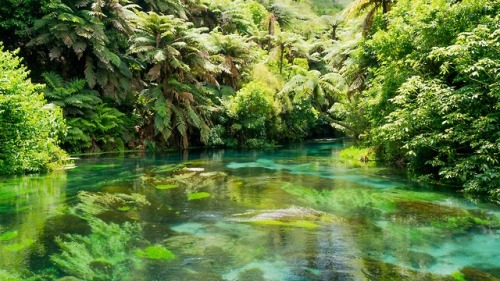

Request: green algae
left=362, top=258, right=455, bottom=281
left=0, top=231, right=17, bottom=241
left=187, top=192, right=211, bottom=200
left=460, top=267, right=499, bottom=281
left=136, top=245, right=176, bottom=260
left=390, top=200, right=498, bottom=231
left=4, top=239, right=34, bottom=252
left=0, top=270, right=22, bottom=281
left=155, top=184, right=178, bottom=190
left=117, top=206, right=135, bottom=211
left=280, top=182, right=447, bottom=215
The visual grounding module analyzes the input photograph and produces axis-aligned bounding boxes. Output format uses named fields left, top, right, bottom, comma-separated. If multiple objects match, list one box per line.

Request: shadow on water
left=0, top=140, right=499, bottom=280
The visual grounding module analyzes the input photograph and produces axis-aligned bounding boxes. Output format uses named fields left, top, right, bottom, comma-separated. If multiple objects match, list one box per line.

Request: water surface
left=0, top=141, right=499, bottom=280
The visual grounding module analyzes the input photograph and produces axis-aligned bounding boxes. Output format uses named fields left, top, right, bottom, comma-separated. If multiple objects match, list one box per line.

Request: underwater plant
left=72, top=191, right=150, bottom=216
left=51, top=218, right=142, bottom=281
left=136, top=245, right=176, bottom=260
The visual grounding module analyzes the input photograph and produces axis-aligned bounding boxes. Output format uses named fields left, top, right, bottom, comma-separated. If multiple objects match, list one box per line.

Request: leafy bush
left=43, top=72, right=129, bottom=153
left=366, top=0, right=500, bottom=197
left=0, top=44, right=68, bottom=175
left=224, top=81, right=280, bottom=147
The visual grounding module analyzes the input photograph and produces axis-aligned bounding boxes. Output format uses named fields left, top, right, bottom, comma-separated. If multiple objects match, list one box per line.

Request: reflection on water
left=0, top=141, right=499, bottom=280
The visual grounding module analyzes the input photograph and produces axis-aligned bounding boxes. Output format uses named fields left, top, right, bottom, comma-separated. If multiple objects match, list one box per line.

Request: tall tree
left=129, top=12, right=215, bottom=148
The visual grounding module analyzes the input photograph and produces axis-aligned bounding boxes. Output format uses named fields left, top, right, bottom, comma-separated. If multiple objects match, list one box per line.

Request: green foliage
left=225, top=81, right=279, bottom=147
left=0, top=45, right=68, bottom=175
left=366, top=0, right=500, bottom=197
left=136, top=245, right=176, bottom=260
left=130, top=11, right=215, bottom=148
left=28, top=0, right=136, bottom=101
left=43, top=72, right=126, bottom=152
left=43, top=72, right=129, bottom=152
left=42, top=72, right=101, bottom=116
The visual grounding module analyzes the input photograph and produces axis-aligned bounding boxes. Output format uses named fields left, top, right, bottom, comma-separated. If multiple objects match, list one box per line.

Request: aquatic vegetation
left=390, top=200, right=498, bottom=231
left=51, top=218, right=142, bottom=281
left=232, top=206, right=345, bottom=229
left=0, top=270, right=21, bottom=281
left=459, top=267, right=499, bottom=281
left=3, top=239, right=34, bottom=252
left=155, top=184, right=178, bottom=190
left=280, top=182, right=447, bottom=216
left=0, top=230, right=17, bottom=241
left=362, top=258, right=454, bottom=281
left=73, top=191, right=150, bottom=216
left=187, top=192, right=211, bottom=201
left=150, top=164, right=185, bottom=174
left=136, top=245, right=175, bottom=260
left=237, top=268, right=266, bottom=281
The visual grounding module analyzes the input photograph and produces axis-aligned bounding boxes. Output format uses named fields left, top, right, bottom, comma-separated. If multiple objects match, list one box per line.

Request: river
left=0, top=141, right=499, bottom=280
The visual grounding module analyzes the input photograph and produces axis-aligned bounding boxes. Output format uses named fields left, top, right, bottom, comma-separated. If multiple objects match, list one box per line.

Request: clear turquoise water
left=0, top=141, right=499, bottom=280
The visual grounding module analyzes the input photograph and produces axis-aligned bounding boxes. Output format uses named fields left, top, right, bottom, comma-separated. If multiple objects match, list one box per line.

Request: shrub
left=0, top=44, right=68, bottom=175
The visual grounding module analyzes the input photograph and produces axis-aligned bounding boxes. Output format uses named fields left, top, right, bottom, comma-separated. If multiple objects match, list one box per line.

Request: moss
left=187, top=192, right=211, bottom=201
left=155, top=184, right=178, bottom=190
left=136, top=245, right=176, bottom=260
left=0, top=230, right=18, bottom=241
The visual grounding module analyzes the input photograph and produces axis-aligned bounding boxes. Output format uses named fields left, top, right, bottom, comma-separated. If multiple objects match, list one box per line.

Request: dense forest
left=0, top=0, right=498, bottom=197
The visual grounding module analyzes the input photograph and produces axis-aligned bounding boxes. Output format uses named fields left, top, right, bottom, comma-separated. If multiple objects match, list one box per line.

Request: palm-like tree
left=129, top=11, right=215, bottom=148
left=267, top=31, right=309, bottom=74
left=207, top=30, right=257, bottom=89
left=343, top=0, right=395, bottom=34
left=28, top=0, right=138, bottom=101
left=279, top=70, right=343, bottom=110
left=279, top=69, right=364, bottom=139
left=208, top=0, right=256, bottom=36
left=143, top=0, right=185, bottom=16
